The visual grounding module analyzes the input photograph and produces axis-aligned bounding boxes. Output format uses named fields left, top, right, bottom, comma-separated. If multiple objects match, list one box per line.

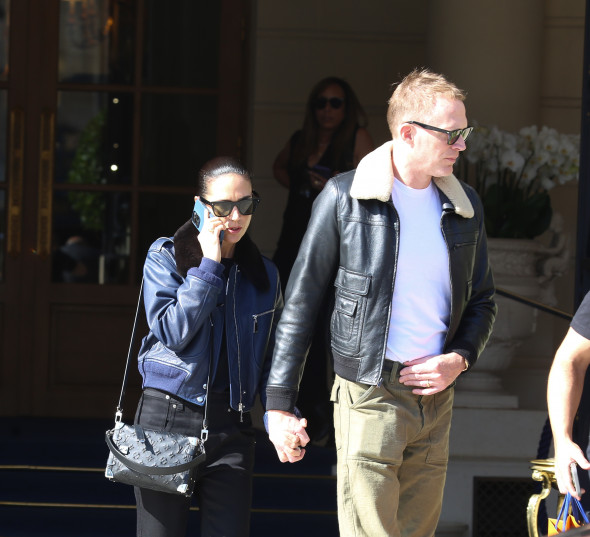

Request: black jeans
left=134, top=389, right=255, bottom=537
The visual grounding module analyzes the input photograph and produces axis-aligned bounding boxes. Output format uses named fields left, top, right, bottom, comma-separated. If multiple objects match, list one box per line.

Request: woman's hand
left=267, top=410, right=309, bottom=463
left=196, top=198, right=224, bottom=263
left=308, top=170, right=329, bottom=191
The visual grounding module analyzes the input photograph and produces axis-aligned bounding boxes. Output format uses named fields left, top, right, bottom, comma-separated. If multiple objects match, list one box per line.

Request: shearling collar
left=349, top=141, right=474, bottom=218
left=173, top=220, right=270, bottom=291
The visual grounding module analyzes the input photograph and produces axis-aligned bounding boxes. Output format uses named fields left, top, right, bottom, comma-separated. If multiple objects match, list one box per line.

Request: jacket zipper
left=230, top=266, right=244, bottom=422
left=440, top=210, right=454, bottom=351
left=379, top=200, right=399, bottom=387
left=253, top=309, right=275, bottom=333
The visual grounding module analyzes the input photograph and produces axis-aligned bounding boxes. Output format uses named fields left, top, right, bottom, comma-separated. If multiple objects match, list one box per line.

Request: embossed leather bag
left=104, top=280, right=210, bottom=497
left=105, top=421, right=206, bottom=497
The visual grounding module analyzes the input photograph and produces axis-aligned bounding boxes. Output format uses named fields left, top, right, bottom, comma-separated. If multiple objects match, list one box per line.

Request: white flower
left=499, top=149, right=525, bottom=173
left=541, top=177, right=556, bottom=191
left=461, top=123, right=579, bottom=194
left=502, top=132, right=518, bottom=150
left=519, top=125, right=538, bottom=141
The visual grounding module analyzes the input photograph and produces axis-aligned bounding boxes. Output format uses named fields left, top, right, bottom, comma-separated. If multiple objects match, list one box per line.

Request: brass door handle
left=7, top=108, right=25, bottom=257
left=36, top=110, right=55, bottom=257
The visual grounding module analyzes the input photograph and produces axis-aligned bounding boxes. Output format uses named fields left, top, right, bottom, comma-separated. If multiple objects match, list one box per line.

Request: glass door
left=0, top=0, right=249, bottom=417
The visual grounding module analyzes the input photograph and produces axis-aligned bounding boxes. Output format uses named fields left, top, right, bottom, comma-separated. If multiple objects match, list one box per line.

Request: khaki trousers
left=331, top=363, right=454, bottom=537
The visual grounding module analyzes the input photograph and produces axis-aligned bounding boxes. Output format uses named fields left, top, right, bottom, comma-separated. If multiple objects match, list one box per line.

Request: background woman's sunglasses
left=200, top=195, right=261, bottom=217
left=314, top=97, right=344, bottom=110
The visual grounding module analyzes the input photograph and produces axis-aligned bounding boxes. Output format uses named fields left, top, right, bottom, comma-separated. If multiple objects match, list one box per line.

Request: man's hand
left=554, top=439, right=590, bottom=499
left=267, top=410, right=310, bottom=463
left=398, top=352, right=466, bottom=394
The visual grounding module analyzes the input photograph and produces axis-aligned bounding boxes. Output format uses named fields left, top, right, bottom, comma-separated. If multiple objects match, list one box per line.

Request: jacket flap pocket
left=334, top=267, right=371, bottom=295
left=335, top=295, right=357, bottom=316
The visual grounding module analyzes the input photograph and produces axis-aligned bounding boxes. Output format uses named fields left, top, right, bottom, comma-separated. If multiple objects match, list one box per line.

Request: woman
left=272, top=76, right=374, bottom=287
left=272, top=77, right=374, bottom=443
left=134, top=157, right=288, bottom=536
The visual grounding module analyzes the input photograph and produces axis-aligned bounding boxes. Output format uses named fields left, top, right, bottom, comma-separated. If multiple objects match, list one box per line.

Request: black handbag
left=105, top=279, right=210, bottom=497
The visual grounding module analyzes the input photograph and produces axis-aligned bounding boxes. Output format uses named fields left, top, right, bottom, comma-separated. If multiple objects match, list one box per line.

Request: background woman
left=272, top=76, right=374, bottom=443
left=133, top=157, right=286, bottom=537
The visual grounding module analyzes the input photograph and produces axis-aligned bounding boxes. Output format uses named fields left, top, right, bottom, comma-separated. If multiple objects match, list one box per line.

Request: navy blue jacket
left=138, top=220, right=283, bottom=414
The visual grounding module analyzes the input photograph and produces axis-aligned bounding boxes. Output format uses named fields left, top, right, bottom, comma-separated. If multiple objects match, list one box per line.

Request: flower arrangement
left=458, top=124, right=580, bottom=239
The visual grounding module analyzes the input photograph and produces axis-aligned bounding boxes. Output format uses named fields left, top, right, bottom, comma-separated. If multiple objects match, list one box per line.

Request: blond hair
left=387, top=68, right=467, bottom=138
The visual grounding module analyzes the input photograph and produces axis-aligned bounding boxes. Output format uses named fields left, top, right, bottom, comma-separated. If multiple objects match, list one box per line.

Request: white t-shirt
left=385, top=178, right=451, bottom=363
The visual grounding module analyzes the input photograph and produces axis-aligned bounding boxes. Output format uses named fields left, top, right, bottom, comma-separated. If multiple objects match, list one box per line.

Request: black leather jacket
left=266, top=146, right=496, bottom=413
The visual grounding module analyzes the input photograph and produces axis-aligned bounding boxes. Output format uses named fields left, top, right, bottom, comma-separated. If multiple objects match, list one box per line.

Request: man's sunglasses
left=315, top=97, right=344, bottom=110
left=405, top=121, right=473, bottom=145
left=199, top=195, right=261, bottom=217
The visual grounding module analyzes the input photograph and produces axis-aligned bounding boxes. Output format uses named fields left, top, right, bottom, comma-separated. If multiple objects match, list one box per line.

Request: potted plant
left=454, top=124, right=580, bottom=401
left=458, top=124, right=579, bottom=239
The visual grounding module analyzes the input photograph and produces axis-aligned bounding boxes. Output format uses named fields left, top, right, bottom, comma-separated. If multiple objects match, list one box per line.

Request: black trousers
left=134, top=388, right=256, bottom=537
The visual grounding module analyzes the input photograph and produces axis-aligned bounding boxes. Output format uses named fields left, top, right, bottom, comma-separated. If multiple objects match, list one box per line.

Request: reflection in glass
left=0, top=190, right=4, bottom=282
left=59, top=0, right=135, bottom=84
left=140, top=94, right=217, bottom=187
left=0, top=0, right=8, bottom=82
left=143, top=0, right=220, bottom=88
left=55, top=91, right=132, bottom=185
left=52, top=190, right=131, bottom=284
left=137, top=192, right=192, bottom=282
left=0, top=90, right=5, bottom=183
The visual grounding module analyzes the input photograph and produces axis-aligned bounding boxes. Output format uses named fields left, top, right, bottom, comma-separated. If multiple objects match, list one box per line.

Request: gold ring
left=426, top=380, right=431, bottom=388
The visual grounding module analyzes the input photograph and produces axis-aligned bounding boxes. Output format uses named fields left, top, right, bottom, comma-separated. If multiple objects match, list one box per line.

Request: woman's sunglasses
left=314, top=97, right=344, bottom=110
left=405, top=120, right=473, bottom=145
left=199, top=195, right=261, bottom=217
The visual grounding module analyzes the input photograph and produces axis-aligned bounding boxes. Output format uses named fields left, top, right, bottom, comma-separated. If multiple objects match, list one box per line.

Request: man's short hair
left=387, top=68, right=467, bottom=138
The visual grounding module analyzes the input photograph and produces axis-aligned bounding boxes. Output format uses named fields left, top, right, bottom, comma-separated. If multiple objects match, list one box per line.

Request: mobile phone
left=570, top=461, right=581, bottom=497
left=192, top=199, right=224, bottom=244
left=310, top=165, right=332, bottom=179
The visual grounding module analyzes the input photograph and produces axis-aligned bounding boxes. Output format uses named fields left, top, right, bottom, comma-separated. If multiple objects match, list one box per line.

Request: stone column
left=427, top=0, right=544, bottom=130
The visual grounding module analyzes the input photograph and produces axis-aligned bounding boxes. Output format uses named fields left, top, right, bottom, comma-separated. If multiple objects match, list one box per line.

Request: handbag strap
left=114, top=277, right=212, bottom=442
left=115, top=278, right=145, bottom=419
left=105, top=427, right=207, bottom=476
left=557, top=493, right=590, bottom=527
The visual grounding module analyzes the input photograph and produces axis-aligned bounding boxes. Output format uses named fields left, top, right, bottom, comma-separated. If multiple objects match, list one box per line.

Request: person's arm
left=266, top=180, right=341, bottom=462
left=272, top=141, right=291, bottom=189
left=548, top=327, right=590, bottom=499
left=143, top=244, right=223, bottom=351
left=353, top=127, right=374, bottom=167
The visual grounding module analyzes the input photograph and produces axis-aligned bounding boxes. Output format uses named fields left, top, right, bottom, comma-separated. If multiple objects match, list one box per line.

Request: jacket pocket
left=252, top=308, right=275, bottom=335
left=330, top=267, right=370, bottom=356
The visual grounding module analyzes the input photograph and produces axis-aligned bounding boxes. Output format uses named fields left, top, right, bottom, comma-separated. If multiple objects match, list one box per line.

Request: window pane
left=0, top=0, right=8, bottom=82
left=0, top=90, right=5, bottom=183
left=56, top=91, right=133, bottom=185
left=143, top=0, right=220, bottom=88
left=58, top=0, right=136, bottom=84
left=52, top=190, right=131, bottom=284
left=0, top=190, right=4, bottom=282
left=140, top=94, right=217, bottom=187
left=137, top=192, right=193, bottom=279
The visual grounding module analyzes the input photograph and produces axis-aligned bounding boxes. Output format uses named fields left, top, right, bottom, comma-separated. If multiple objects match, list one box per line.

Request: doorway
left=0, top=0, right=249, bottom=417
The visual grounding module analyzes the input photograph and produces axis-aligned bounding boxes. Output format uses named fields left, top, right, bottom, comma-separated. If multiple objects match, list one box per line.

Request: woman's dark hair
left=292, top=76, right=368, bottom=170
left=197, top=156, right=252, bottom=197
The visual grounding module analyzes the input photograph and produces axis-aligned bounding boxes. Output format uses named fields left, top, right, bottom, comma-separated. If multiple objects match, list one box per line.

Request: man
left=265, top=68, right=497, bottom=537
left=547, top=291, right=590, bottom=500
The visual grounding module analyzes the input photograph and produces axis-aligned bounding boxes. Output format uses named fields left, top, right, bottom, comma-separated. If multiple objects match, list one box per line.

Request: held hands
left=267, top=410, right=310, bottom=463
left=398, top=352, right=467, bottom=395
left=554, top=440, right=590, bottom=499
left=195, top=196, right=224, bottom=263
